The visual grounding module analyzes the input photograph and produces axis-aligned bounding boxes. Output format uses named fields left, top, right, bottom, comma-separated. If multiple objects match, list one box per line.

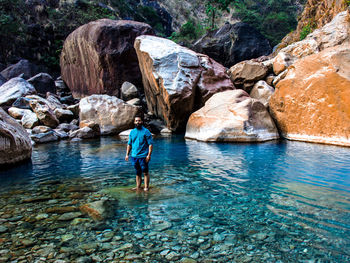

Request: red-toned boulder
left=135, top=35, right=235, bottom=132
left=60, top=19, right=154, bottom=99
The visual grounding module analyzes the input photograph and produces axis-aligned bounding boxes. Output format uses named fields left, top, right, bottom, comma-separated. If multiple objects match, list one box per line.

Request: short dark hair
left=135, top=114, right=143, bottom=121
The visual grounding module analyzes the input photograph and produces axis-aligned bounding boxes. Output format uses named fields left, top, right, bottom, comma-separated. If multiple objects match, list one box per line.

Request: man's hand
left=125, top=155, right=129, bottom=161
left=145, top=155, right=151, bottom=163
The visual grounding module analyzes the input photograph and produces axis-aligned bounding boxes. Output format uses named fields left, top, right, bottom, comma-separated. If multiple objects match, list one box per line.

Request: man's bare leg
left=134, top=175, right=142, bottom=190
left=144, top=173, right=150, bottom=191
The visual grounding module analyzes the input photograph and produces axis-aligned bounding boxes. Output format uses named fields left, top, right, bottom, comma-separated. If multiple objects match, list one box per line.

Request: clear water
left=1, top=136, right=350, bottom=262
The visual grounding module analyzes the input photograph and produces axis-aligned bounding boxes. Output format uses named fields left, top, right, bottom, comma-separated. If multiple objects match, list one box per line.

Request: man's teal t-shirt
left=128, top=126, right=153, bottom=158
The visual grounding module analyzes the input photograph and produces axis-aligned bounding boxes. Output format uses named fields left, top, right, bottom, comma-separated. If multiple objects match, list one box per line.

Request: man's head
left=134, top=115, right=143, bottom=129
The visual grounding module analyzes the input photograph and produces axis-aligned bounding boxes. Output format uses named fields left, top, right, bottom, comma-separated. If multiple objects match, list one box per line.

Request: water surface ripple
left=1, top=136, right=350, bottom=262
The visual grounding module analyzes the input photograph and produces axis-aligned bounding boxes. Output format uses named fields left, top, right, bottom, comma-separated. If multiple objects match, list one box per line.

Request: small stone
left=0, top=226, right=8, bottom=233
left=180, top=258, right=197, bottom=263
left=35, top=213, right=49, bottom=220
left=124, top=254, right=142, bottom=260
left=57, top=212, right=82, bottom=221
left=20, top=239, right=35, bottom=247
left=75, top=256, right=92, bottom=263
left=134, top=233, right=143, bottom=239
left=252, top=232, right=268, bottom=241
left=154, top=221, right=172, bottom=231
left=165, top=251, right=180, bottom=261
left=160, top=249, right=170, bottom=256
left=61, top=234, right=74, bottom=243
left=117, top=243, right=133, bottom=251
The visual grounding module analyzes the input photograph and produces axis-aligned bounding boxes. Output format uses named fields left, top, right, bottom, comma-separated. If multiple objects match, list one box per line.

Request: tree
left=205, top=0, right=231, bottom=30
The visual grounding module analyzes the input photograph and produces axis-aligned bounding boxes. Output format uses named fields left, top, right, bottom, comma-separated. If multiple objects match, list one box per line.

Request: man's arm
left=125, top=144, right=131, bottom=161
left=145, top=144, right=153, bottom=163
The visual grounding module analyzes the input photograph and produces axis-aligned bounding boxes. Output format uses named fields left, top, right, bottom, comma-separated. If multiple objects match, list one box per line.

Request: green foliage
left=299, top=23, right=312, bottom=40
left=169, top=20, right=204, bottom=45
left=231, top=0, right=299, bottom=46
left=135, top=5, right=166, bottom=36
left=346, top=0, right=350, bottom=6
left=205, top=0, right=231, bottom=30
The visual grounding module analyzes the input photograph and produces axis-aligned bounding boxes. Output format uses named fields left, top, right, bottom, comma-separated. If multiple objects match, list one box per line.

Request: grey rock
left=121, top=81, right=139, bottom=101
left=8, top=107, right=32, bottom=119
left=28, top=73, right=56, bottom=95
left=32, top=126, right=52, bottom=134
left=31, top=131, right=59, bottom=144
left=29, top=100, right=59, bottom=128
left=1, top=59, right=42, bottom=80
left=11, top=97, right=32, bottom=109
left=21, top=111, right=39, bottom=129
left=57, top=212, right=83, bottom=221
left=0, top=77, right=36, bottom=106
left=0, top=226, right=8, bottom=233
left=54, top=108, right=74, bottom=123
left=57, top=123, right=79, bottom=132
left=69, top=126, right=99, bottom=139
left=53, top=129, right=69, bottom=139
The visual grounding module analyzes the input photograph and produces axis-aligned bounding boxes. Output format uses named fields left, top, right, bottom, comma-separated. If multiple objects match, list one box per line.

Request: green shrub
left=169, top=20, right=204, bottom=45
left=299, top=23, right=312, bottom=40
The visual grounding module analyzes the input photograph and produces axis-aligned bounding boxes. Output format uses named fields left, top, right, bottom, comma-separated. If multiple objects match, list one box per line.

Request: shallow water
left=1, top=136, right=350, bottom=262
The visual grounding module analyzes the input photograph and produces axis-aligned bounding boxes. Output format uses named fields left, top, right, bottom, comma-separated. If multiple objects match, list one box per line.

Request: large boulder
left=185, top=90, right=279, bottom=142
left=0, top=78, right=36, bottom=106
left=60, top=19, right=154, bottom=99
left=134, top=35, right=235, bottom=132
left=0, top=108, right=32, bottom=166
left=250, top=81, right=275, bottom=108
left=227, top=60, right=269, bottom=93
left=0, top=59, right=42, bottom=80
left=79, top=95, right=141, bottom=135
left=269, top=45, right=350, bottom=146
left=27, top=73, right=56, bottom=95
left=193, top=22, right=272, bottom=68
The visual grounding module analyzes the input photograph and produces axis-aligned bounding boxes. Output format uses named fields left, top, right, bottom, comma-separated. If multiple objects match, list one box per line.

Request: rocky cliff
left=277, top=0, right=349, bottom=50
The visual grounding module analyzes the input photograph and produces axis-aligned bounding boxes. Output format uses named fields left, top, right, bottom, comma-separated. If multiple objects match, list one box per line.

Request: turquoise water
left=1, top=136, right=350, bottom=262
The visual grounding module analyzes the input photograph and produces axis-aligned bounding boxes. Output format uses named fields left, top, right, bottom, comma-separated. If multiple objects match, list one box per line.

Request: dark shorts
left=131, top=157, right=149, bottom=176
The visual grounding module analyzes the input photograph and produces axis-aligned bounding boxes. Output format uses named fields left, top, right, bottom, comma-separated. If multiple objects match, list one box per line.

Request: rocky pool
left=1, top=136, right=350, bottom=262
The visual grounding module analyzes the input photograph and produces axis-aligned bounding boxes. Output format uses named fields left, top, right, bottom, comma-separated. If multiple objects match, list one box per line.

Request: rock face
left=135, top=35, right=234, bottom=132
left=193, top=22, right=272, bottom=68
left=79, top=95, right=140, bottom=135
left=269, top=45, right=350, bottom=146
left=273, top=10, right=350, bottom=75
left=60, top=19, right=154, bottom=99
left=277, top=0, right=348, bottom=50
left=1, top=59, right=42, bottom=80
left=185, top=90, right=279, bottom=142
left=0, top=78, right=36, bottom=106
left=0, top=108, right=32, bottom=166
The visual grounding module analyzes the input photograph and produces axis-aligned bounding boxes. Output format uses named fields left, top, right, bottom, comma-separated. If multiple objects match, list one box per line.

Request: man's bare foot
left=144, top=187, right=149, bottom=191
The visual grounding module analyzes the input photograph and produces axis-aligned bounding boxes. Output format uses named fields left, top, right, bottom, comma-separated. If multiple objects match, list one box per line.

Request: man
left=125, top=115, right=153, bottom=191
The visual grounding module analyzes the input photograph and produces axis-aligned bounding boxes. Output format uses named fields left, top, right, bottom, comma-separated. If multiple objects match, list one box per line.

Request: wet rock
left=0, top=108, right=32, bottom=165
left=79, top=95, right=140, bottom=135
left=35, top=213, right=49, bottom=220
left=154, top=221, right=172, bottom=231
left=117, top=243, right=133, bottom=251
left=53, top=129, right=69, bottom=139
left=46, top=206, right=79, bottom=214
left=180, top=258, right=197, bottom=263
left=22, top=195, right=51, bottom=203
left=80, top=200, right=117, bottom=221
left=165, top=251, right=180, bottom=261
left=193, top=22, right=271, bottom=68
left=31, top=131, right=59, bottom=143
left=29, top=100, right=59, bottom=128
left=28, top=73, right=56, bottom=95
left=54, top=108, right=74, bottom=123
left=251, top=232, right=268, bottom=241
left=76, top=256, right=93, bottom=263
left=57, top=212, right=83, bottom=221
left=0, top=226, right=8, bottom=233
left=135, top=35, right=234, bottom=131
left=0, top=77, right=36, bottom=106
left=121, top=81, right=139, bottom=101
left=60, top=19, right=154, bottom=98
left=249, top=80, right=274, bottom=107
left=20, top=238, right=35, bottom=247
left=185, top=90, right=279, bottom=142
left=61, top=234, right=74, bottom=243
left=1, top=59, right=42, bottom=80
